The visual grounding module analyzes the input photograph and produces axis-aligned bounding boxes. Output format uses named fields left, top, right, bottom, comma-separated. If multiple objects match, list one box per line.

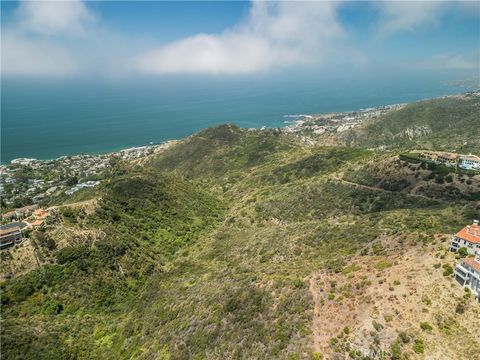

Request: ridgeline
left=2, top=94, right=479, bottom=359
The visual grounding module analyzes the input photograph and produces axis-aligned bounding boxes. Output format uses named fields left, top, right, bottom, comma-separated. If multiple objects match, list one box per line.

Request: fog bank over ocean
left=1, top=71, right=470, bottom=162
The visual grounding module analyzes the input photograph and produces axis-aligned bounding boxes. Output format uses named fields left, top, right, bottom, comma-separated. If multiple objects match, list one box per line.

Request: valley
left=1, top=94, right=479, bottom=360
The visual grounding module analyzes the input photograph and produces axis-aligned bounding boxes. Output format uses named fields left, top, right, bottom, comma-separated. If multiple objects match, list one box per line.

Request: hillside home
left=459, top=154, right=480, bottom=171
left=454, top=255, right=480, bottom=302
left=418, top=151, right=458, bottom=167
left=1, top=210, right=17, bottom=222
left=450, top=220, right=480, bottom=256
left=1, top=204, right=38, bottom=221
left=30, top=209, right=50, bottom=227
left=0, top=223, right=24, bottom=248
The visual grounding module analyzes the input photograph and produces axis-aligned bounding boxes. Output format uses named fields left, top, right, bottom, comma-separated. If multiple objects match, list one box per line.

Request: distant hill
left=337, top=94, right=480, bottom=153
left=149, top=124, right=298, bottom=181
left=2, top=96, right=480, bottom=360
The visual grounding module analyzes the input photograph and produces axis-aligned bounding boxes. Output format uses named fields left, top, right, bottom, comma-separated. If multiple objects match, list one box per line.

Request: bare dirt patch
left=309, top=238, right=480, bottom=359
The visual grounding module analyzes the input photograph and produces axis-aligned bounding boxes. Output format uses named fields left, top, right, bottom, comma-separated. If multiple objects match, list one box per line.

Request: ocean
left=0, top=71, right=469, bottom=163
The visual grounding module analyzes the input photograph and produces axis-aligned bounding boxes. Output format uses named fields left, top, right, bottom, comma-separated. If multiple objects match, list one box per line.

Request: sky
left=1, top=1, right=479, bottom=79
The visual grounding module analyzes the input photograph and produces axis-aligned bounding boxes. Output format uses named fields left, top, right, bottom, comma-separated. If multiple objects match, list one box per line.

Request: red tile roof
left=1, top=211, right=16, bottom=218
left=462, top=257, right=480, bottom=273
left=17, top=205, right=37, bottom=212
left=30, top=219, right=44, bottom=227
left=456, top=224, right=480, bottom=244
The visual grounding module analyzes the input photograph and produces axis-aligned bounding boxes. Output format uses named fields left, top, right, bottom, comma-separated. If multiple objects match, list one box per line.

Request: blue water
left=0, top=71, right=468, bottom=163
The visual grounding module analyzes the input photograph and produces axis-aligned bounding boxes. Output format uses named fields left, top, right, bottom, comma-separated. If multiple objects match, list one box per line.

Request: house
left=450, top=220, right=480, bottom=256
left=459, top=154, right=480, bottom=171
left=454, top=255, right=480, bottom=302
left=30, top=219, right=45, bottom=227
left=16, top=204, right=38, bottom=218
left=32, top=193, right=46, bottom=203
left=418, top=151, right=458, bottom=167
left=30, top=209, right=50, bottom=227
left=0, top=222, right=25, bottom=248
left=10, top=158, right=37, bottom=166
left=33, top=209, right=49, bottom=220
left=1, top=210, right=17, bottom=222
left=1, top=204, right=37, bottom=221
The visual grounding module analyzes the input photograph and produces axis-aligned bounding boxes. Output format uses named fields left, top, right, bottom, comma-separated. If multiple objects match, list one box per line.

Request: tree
left=457, top=247, right=469, bottom=258
left=65, top=176, right=78, bottom=187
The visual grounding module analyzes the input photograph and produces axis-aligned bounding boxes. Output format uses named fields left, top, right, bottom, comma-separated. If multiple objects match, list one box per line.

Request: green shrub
left=413, top=339, right=425, bottom=354
left=398, top=332, right=410, bottom=344
left=442, top=264, right=454, bottom=276
left=375, top=260, right=393, bottom=271
left=420, top=322, right=433, bottom=331
left=391, top=340, right=402, bottom=360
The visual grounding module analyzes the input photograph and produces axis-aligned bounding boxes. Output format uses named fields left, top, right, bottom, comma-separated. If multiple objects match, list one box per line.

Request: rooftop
left=456, top=222, right=480, bottom=244
left=0, top=222, right=27, bottom=230
left=0, top=225, right=21, bottom=236
left=420, top=151, right=458, bottom=160
left=30, top=219, right=44, bottom=227
left=460, top=154, right=480, bottom=162
left=462, top=257, right=480, bottom=273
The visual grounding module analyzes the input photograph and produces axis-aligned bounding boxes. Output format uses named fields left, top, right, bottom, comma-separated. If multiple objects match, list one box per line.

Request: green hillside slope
left=340, top=94, right=480, bottom=152
left=2, top=96, right=479, bottom=360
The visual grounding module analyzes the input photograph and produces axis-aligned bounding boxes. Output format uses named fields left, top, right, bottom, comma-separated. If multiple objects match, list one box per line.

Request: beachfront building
left=450, top=220, right=480, bottom=256
left=459, top=154, right=480, bottom=171
left=454, top=255, right=480, bottom=303
left=0, top=223, right=24, bottom=248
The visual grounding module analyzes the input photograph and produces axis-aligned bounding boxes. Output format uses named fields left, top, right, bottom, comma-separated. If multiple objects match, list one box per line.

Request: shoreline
left=1, top=140, right=177, bottom=167
left=2, top=90, right=478, bottom=166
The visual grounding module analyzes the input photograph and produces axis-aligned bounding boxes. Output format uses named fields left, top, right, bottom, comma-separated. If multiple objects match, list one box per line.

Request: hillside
left=1, top=96, right=480, bottom=360
left=333, top=93, right=480, bottom=152
left=343, top=154, right=480, bottom=202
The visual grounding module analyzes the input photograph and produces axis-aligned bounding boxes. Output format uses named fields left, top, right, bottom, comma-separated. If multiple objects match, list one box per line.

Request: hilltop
left=1, top=95, right=479, bottom=360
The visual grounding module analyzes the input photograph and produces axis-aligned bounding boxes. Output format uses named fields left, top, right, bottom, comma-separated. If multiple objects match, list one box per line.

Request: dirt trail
left=332, top=174, right=448, bottom=204
left=48, top=198, right=98, bottom=213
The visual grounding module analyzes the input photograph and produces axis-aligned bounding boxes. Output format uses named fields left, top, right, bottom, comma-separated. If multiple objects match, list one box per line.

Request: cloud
left=374, top=1, right=444, bottom=37
left=1, top=0, right=97, bottom=77
left=1, top=1, right=478, bottom=77
left=15, top=0, right=96, bottom=36
left=135, top=1, right=344, bottom=75
left=2, top=30, right=78, bottom=76
left=417, top=54, right=478, bottom=71
left=374, top=1, right=479, bottom=37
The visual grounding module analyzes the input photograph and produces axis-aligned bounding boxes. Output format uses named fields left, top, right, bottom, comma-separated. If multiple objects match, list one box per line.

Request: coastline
left=1, top=140, right=177, bottom=166
left=2, top=90, right=478, bottom=165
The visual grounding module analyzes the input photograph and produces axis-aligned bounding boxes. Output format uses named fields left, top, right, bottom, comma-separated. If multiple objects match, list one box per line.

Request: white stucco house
left=455, top=255, right=480, bottom=303
left=459, top=154, right=480, bottom=171
left=450, top=220, right=480, bottom=256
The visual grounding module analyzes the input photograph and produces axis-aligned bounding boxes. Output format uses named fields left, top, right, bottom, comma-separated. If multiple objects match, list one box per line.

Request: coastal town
left=282, top=91, right=480, bottom=138
left=0, top=143, right=172, bottom=210
left=0, top=143, right=176, bottom=252
left=281, top=103, right=406, bottom=136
